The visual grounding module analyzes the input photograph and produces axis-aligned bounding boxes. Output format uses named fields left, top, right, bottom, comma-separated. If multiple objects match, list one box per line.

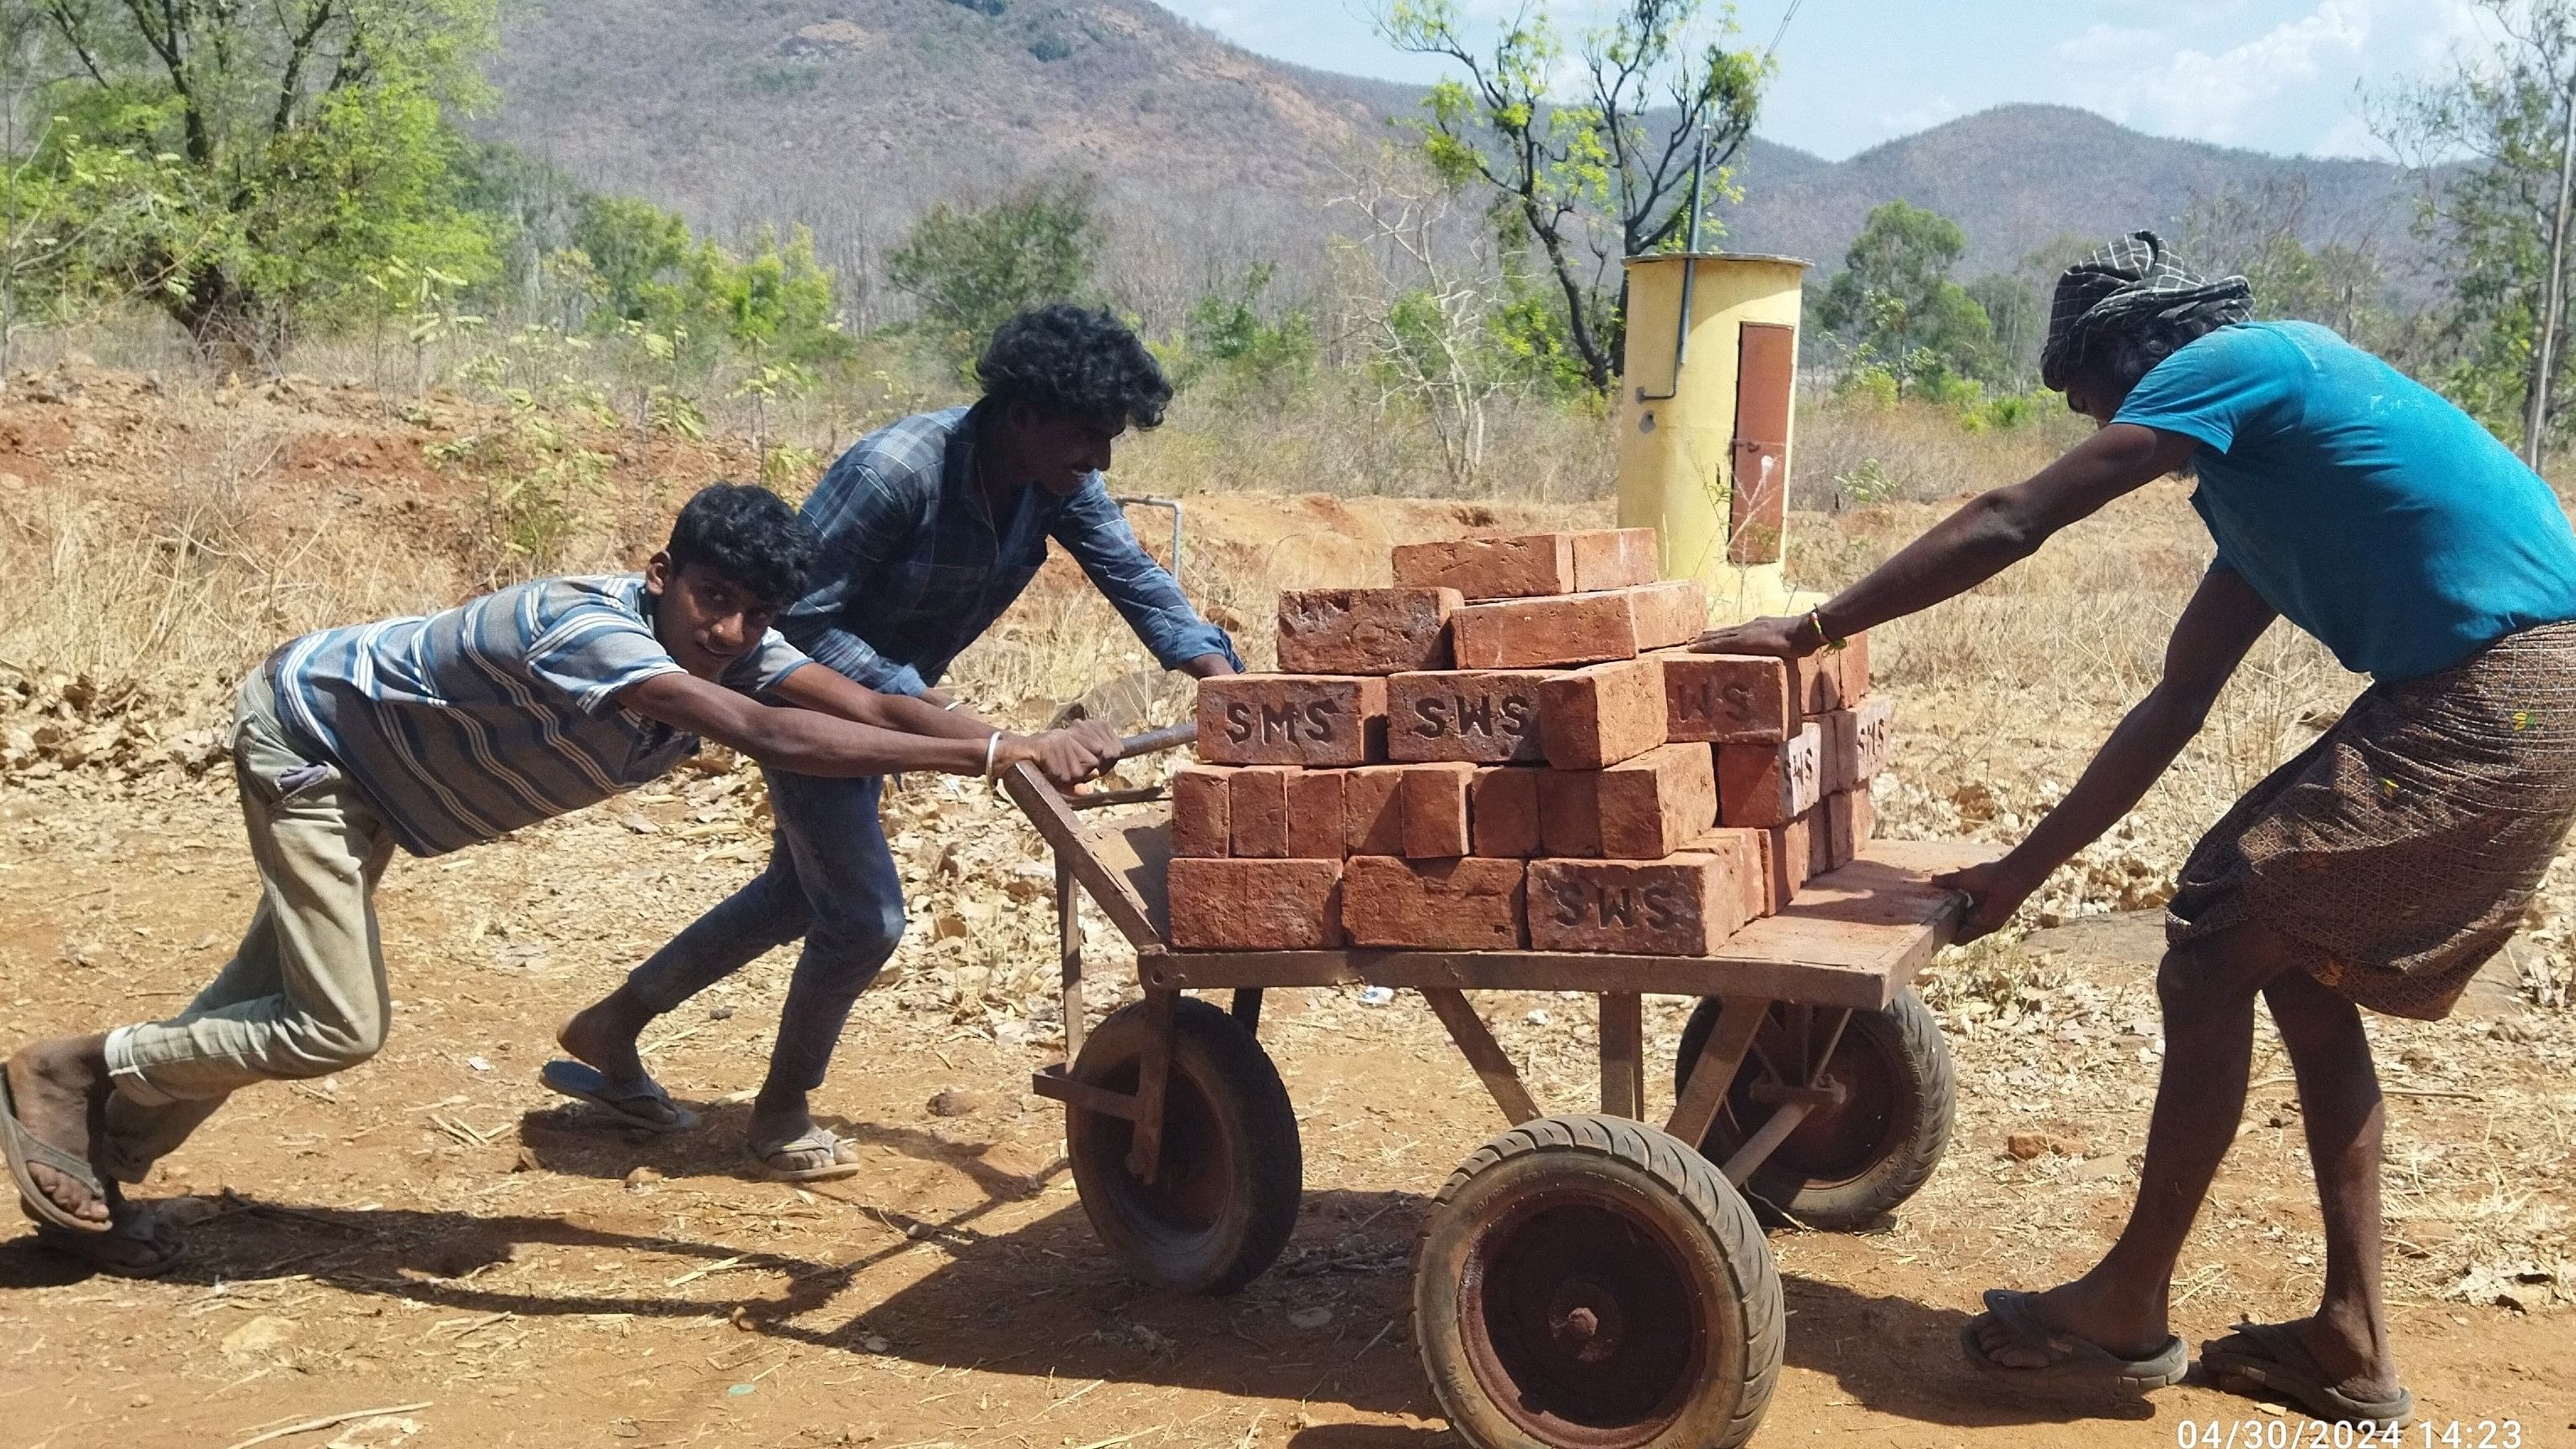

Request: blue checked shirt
left=780, top=404, right=1241, bottom=693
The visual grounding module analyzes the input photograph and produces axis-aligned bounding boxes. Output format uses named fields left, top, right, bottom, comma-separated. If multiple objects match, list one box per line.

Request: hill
left=1712, top=105, right=2426, bottom=281
left=476, top=3, right=2427, bottom=318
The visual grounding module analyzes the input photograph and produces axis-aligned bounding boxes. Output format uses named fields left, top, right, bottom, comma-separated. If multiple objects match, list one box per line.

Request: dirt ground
left=1, top=767, right=2569, bottom=1449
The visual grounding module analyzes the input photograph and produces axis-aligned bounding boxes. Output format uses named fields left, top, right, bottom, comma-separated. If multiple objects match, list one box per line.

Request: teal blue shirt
left=2114, top=321, right=2576, bottom=681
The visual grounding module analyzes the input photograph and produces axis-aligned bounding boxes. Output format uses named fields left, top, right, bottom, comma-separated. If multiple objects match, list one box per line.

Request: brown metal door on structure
left=1729, top=323, right=1796, bottom=564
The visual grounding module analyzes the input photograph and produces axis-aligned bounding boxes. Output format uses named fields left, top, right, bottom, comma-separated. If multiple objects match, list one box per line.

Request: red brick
left=1717, top=723, right=1821, bottom=828
left=1392, top=533, right=1576, bottom=600
left=1169, top=858, right=1344, bottom=949
left=1285, top=769, right=1346, bottom=859
left=1197, top=675, right=1387, bottom=767
left=1769, top=816, right=1812, bottom=903
left=1400, top=762, right=1476, bottom=858
left=1170, top=766, right=1236, bottom=858
left=1598, top=742, right=1718, bottom=860
left=1825, top=789, right=1873, bottom=866
left=1537, top=769, right=1601, bottom=857
left=1791, top=652, right=1843, bottom=715
left=1529, top=854, right=1746, bottom=954
left=1277, top=587, right=1462, bottom=675
left=1451, top=592, right=1638, bottom=669
left=1342, top=765, right=1408, bottom=855
left=1661, top=653, right=1797, bottom=744
left=1344, top=856, right=1527, bottom=949
left=1836, top=631, right=1872, bottom=703
left=1471, top=767, right=1544, bottom=857
left=1852, top=694, right=1895, bottom=781
left=1807, top=805, right=1841, bottom=877
left=1387, top=670, right=1549, bottom=762
left=1569, top=527, right=1659, bottom=591
left=1703, top=827, right=1772, bottom=921
left=1626, top=580, right=1709, bottom=650
left=1818, top=708, right=1858, bottom=796
left=1229, top=767, right=1291, bottom=858
left=1537, top=657, right=1667, bottom=770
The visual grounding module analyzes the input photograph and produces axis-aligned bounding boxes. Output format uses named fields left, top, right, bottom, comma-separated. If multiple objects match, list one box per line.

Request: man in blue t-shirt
left=1700, top=233, right=2576, bottom=1425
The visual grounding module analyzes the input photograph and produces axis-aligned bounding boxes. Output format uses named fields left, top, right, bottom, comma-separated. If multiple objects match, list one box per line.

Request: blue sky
left=1152, top=0, right=2504, bottom=161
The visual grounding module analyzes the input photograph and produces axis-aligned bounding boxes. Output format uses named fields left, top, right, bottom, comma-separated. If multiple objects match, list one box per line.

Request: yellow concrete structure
left=1616, top=253, right=1809, bottom=626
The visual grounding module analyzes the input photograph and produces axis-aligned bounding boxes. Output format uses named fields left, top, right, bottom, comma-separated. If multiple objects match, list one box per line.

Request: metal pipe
left=1634, top=126, right=1711, bottom=404
left=1114, top=495, right=1184, bottom=575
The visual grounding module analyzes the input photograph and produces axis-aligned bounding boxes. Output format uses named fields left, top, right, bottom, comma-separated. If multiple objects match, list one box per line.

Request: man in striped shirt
left=556, top=305, right=1240, bottom=1182
left=1, top=484, right=1117, bottom=1275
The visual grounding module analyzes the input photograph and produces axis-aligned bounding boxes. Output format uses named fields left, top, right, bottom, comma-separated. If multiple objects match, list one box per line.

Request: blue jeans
left=623, top=770, right=906, bottom=1092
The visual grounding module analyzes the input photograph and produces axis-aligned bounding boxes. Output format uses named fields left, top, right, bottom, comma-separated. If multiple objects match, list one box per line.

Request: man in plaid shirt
left=554, top=305, right=1240, bottom=1179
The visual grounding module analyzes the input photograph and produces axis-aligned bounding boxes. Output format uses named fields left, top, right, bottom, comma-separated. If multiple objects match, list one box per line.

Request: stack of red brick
left=1167, top=528, right=1893, bottom=956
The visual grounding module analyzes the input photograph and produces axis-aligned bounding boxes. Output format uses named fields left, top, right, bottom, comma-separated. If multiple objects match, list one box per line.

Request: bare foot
left=1970, top=1276, right=2171, bottom=1368
left=4, top=1036, right=113, bottom=1228
left=556, top=989, right=656, bottom=1084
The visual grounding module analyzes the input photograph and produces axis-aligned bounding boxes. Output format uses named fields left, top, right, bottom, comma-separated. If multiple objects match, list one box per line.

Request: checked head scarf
left=2040, top=230, right=2253, bottom=392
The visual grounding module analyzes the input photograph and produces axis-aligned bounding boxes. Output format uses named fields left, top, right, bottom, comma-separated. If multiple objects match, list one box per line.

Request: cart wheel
left=1066, top=996, right=1301, bottom=1295
left=1673, top=990, right=1953, bottom=1229
left=1414, top=1114, right=1782, bottom=1449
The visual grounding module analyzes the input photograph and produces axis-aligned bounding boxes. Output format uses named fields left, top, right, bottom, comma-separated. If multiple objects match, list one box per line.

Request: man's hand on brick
left=1692, top=613, right=1814, bottom=658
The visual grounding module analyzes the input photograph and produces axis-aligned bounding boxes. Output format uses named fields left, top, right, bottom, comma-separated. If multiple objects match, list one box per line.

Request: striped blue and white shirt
left=779, top=403, right=1242, bottom=694
left=271, top=575, right=809, bottom=857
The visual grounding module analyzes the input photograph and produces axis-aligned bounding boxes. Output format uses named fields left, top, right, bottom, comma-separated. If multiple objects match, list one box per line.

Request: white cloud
left=2056, top=0, right=2381, bottom=144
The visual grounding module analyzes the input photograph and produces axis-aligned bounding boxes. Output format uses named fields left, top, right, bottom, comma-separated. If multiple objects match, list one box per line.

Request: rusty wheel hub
left=1457, top=1189, right=1704, bottom=1447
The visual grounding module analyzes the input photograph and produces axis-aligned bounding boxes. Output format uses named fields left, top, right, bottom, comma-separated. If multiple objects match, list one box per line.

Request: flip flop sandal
left=539, top=1060, right=701, bottom=1133
left=2199, top=1322, right=2413, bottom=1426
left=1, top=1069, right=110, bottom=1235
left=29, top=1209, right=184, bottom=1280
left=745, top=1130, right=861, bottom=1183
left=1959, top=1288, right=2189, bottom=1391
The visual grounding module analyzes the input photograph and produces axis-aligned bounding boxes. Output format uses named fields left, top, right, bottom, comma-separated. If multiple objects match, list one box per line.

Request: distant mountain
left=475, top=5, right=2427, bottom=320
left=1711, top=105, right=2425, bottom=281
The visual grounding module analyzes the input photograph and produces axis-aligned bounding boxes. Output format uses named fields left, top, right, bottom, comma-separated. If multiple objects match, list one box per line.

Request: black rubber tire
left=1413, top=1114, right=1782, bottom=1449
left=1672, top=990, right=1953, bottom=1230
left=1065, top=996, right=1301, bottom=1296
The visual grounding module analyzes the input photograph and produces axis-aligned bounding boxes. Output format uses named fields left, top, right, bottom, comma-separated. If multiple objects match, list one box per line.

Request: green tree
left=1376, top=0, right=1766, bottom=393
left=1816, top=201, right=1998, bottom=390
left=20, top=0, right=502, bottom=366
left=1965, top=273, right=2041, bottom=385
left=569, top=194, right=693, bottom=325
left=886, top=177, right=1098, bottom=361
left=2374, top=0, right=2576, bottom=462
left=1181, top=263, right=1317, bottom=393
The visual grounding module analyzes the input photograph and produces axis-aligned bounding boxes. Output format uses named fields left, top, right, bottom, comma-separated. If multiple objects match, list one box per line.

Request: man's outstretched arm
left=1050, top=483, right=1243, bottom=676
left=765, top=659, right=1123, bottom=783
left=620, top=672, right=1112, bottom=783
left=1698, top=423, right=2199, bottom=656
left=1937, top=565, right=2278, bottom=941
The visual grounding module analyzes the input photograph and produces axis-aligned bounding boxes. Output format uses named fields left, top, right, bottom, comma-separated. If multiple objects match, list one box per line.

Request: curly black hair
left=664, top=483, right=820, bottom=607
left=976, top=303, right=1173, bottom=430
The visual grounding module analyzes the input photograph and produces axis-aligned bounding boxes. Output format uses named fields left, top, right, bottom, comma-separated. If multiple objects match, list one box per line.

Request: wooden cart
left=1000, top=747, right=1996, bottom=1449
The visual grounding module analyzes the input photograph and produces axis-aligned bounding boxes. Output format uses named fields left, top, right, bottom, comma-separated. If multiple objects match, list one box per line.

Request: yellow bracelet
left=1808, top=609, right=1846, bottom=654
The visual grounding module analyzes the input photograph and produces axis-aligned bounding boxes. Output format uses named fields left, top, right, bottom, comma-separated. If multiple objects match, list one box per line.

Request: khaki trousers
left=98, top=668, right=397, bottom=1181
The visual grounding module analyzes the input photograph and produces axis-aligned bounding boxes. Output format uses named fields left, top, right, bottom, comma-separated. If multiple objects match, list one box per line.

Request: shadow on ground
left=2, top=1168, right=2166, bottom=1433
